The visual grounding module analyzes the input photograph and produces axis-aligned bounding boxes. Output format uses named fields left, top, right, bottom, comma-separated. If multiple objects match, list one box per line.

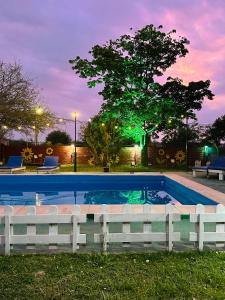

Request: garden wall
left=1, top=145, right=141, bottom=165
left=148, top=144, right=204, bottom=167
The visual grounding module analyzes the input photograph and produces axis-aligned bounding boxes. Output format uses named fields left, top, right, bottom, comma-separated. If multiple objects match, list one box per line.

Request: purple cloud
left=0, top=0, right=225, bottom=139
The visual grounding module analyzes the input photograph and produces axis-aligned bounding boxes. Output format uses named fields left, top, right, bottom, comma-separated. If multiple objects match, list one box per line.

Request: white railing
left=1, top=204, right=225, bottom=255
left=1, top=206, right=86, bottom=255
left=189, top=204, right=225, bottom=251
left=94, top=204, right=180, bottom=252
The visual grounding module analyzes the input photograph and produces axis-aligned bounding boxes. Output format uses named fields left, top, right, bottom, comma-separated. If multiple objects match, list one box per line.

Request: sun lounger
left=36, top=156, right=59, bottom=174
left=0, top=156, right=26, bottom=174
left=192, top=156, right=225, bottom=180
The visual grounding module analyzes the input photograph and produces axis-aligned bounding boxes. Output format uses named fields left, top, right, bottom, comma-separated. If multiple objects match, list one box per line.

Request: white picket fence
left=1, top=206, right=87, bottom=255
left=1, top=204, right=225, bottom=255
left=94, top=204, right=180, bottom=252
left=189, top=204, right=225, bottom=251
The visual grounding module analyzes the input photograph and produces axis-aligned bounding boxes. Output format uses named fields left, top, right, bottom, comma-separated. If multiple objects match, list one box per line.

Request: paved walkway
left=180, top=172, right=225, bottom=194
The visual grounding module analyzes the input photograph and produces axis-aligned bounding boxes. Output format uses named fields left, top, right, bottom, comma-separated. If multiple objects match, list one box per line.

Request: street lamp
left=72, top=112, right=78, bottom=172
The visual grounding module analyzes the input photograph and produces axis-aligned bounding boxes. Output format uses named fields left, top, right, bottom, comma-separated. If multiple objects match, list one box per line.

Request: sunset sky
left=0, top=0, right=225, bottom=137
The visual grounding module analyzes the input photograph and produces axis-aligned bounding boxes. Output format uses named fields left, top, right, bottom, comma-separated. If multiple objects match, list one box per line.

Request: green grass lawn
left=0, top=252, right=225, bottom=299
left=24, top=164, right=186, bottom=173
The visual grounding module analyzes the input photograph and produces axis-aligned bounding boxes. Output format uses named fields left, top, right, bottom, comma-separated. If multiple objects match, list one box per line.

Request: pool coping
left=0, top=172, right=224, bottom=215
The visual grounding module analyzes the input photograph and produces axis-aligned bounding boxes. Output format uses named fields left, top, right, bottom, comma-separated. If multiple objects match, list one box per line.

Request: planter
left=103, top=166, right=110, bottom=172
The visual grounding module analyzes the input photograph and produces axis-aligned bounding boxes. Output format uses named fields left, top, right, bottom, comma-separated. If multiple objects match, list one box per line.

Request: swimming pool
left=0, top=175, right=217, bottom=206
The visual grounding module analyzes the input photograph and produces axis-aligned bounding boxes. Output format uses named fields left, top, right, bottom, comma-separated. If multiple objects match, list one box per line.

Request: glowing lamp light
left=2, top=125, right=8, bottom=129
left=115, top=126, right=118, bottom=129
left=35, top=107, right=43, bottom=115
left=32, top=125, right=36, bottom=129
left=101, top=123, right=105, bottom=127
left=72, top=111, right=79, bottom=118
left=46, top=123, right=50, bottom=127
left=168, top=119, right=172, bottom=124
left=17, top=126, right=22, bottom=130
left=59, top=118, right=64, bottom=123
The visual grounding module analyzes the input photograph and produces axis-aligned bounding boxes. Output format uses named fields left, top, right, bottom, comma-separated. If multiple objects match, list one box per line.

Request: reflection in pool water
left=0, top=190, right=179, bottom=206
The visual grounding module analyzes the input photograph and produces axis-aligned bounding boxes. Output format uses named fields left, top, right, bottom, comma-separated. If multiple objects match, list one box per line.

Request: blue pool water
left=0, top=175, right=217, bottom=206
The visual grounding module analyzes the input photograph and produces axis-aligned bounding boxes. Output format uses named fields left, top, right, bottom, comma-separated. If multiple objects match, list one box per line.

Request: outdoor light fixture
left=35, top=107, right=43, bottom=115
left=2, top=125, right=8, bottom=129
left=72, top=111, right=78, bottom=172
left=17, top=126, right=22, bottom=130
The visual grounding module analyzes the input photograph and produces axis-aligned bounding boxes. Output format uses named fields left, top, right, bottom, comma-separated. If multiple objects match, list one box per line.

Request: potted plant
left=103, top=163, right=110, bottom=172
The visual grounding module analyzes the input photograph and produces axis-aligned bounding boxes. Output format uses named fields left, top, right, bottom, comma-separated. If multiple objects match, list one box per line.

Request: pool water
left=0, top=175, right=217, bottom=206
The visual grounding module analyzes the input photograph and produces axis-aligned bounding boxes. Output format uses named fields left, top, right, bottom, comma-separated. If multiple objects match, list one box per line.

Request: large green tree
left=69, top=25, right=213, bottom=163
left=0, top=62, right=55, bottom=142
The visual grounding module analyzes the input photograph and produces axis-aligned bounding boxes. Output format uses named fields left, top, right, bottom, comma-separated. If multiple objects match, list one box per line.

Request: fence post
left=196, top=204, right=205, bottom=251
left=4, top=206, right=13, bottom=255
left=122, top=204, right=132, bottom=248
left=216, top=204, right=225, bottom=248
left=166, top=204, right=174, bottom=251
left=72, top=205, right=80, bottom=253
left=26, top=206, right=36, bottom=251
left=143, top=204, right=152, bottom=247
left=48, top=206, right=58, bottom=250
left=101, top=205, right=108, bottom=253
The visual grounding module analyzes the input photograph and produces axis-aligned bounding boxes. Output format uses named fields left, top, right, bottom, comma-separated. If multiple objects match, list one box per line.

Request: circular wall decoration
left=175, top=150, right=185, bottom=162
left=21, top=147, right=34, bottom=161
left=158, top=149, right=165, bottom=156
left=46, top=147, right=54, bottom=155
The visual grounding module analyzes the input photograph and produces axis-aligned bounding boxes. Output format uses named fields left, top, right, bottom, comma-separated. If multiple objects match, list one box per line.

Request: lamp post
left=72, top=112, right=77, bottom=172
left=34, top=107, right=43, bottom=145
left=185, top=116, right=188, bottom=170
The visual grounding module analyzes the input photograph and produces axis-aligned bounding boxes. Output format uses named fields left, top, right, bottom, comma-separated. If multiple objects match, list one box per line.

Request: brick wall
left=1, top=145, right=141, bottom=165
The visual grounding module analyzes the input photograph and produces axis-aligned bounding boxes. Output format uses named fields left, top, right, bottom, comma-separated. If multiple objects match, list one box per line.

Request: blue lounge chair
left=192, top=156, right=225, bottom=180
left=0, top=156, right=26, bottom=174
left=36, top=156, right=59, bottom=173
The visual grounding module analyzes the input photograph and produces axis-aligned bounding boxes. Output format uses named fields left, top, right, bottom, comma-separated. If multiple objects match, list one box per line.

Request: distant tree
left=0, top=61, right=56, bottom=141
left=161, top=122, right=209, bottom=145
left=83, top=116, right=123, bottom=166
left=46, top=130, right=72, bottom=145
left=204, top=115, right=225, bottom=146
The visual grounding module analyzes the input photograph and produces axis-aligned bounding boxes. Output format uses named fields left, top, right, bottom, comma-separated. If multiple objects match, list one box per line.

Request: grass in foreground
left=24, top=164, right=187, bottom=173
left=0, top=252, right=225, bottom=299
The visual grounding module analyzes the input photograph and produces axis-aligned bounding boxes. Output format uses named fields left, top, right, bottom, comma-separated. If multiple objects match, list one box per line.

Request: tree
left=156, top=77, right=214, bottom=121
left=83, top=116, right=123, bottom=166
left=0, top=61, right=56, bottom=142
left=205, top=115, right=225, bottom=146
left=69, top=25, right=190, bottom=133
left=46, top=130, right=72, bottom=145
left=70, top=25, right=213, bottom=163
